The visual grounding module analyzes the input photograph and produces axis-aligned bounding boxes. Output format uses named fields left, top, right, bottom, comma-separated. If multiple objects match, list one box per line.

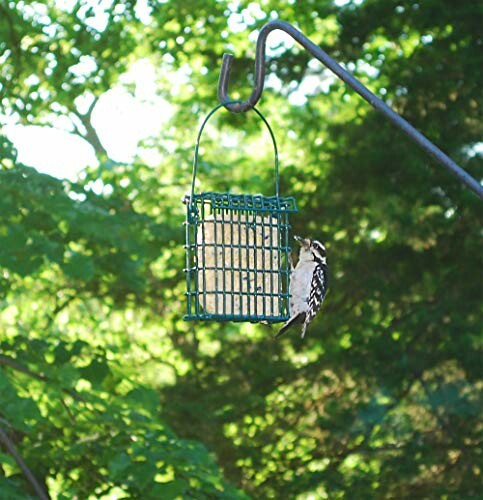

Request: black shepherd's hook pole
left=218, top=20, right=483, bottom=200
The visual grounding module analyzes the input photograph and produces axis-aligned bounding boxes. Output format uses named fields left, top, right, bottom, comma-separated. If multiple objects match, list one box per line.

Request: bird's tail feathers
left=300, top=320, right=309, bottom=338
left=276, top=313, right=305, bottom=339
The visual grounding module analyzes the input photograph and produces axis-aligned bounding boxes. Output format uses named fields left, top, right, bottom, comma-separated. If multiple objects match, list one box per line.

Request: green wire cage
left=183, top=103, right=297, bottom=323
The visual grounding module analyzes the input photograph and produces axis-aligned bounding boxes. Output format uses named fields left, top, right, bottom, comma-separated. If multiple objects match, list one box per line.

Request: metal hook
left=218, top=20, right=483, bottom=199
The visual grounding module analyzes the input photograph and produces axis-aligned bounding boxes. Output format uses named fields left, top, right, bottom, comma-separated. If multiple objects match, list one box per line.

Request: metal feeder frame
left=184, top=103, right=297, bottom=323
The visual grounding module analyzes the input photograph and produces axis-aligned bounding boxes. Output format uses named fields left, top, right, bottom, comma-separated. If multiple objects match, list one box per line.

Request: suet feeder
left=183, top=103, right=297, bottom=323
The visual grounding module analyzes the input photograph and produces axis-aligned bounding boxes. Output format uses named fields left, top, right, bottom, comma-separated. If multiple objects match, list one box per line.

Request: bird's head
left=294, top=236, right=327, bottom=264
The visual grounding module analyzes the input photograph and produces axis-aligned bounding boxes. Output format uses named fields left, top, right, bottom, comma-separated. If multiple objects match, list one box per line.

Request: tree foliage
left=0, top=0, right=481, bottom=498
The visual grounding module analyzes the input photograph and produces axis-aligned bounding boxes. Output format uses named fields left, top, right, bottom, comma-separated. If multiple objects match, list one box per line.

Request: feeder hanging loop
left=218, top=20, right=483, bottom=200
left=189, top=101, right=280, bottom=202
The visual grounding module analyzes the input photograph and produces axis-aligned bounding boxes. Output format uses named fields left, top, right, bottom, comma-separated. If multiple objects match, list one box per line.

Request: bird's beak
left=294, top=235, right=310, bottom=249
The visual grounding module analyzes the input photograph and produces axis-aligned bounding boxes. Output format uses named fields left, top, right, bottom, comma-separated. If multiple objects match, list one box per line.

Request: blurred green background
left=0, top=0, right=481, bottom=498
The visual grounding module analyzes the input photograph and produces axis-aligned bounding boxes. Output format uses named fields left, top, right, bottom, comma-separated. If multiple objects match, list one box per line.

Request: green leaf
left=149, top=479, right=189, bottom=498
left=109, top=452, right=131, bottom=479
left=0, top=372, right=41, bottom=431
left=80, top=358, right=111, bottom=384
left=62, top=252, right=96, bottom=281
left=126, top=387, right=160, bottom=414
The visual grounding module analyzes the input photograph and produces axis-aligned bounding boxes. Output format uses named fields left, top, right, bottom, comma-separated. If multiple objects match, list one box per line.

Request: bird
left=276, top=236, right=329, bottom=339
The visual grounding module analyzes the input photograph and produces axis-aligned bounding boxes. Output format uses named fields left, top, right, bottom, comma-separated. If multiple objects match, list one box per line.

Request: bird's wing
left=305, top=264, right=328, bottom=327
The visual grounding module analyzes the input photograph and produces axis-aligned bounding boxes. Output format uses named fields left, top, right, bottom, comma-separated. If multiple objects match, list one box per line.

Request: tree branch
left=0, top=354, right=46, bottom=381
left=0, top=354, right=86, bottom=403
left=0, top=425, right=49, bottom=500
left=70, top=98, right=109, bottom=157
left=45, top=293, right=77, bottom=329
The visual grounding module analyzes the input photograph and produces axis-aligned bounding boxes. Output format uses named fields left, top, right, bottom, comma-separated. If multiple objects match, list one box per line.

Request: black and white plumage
left=276, top=236, right=329, bottom=339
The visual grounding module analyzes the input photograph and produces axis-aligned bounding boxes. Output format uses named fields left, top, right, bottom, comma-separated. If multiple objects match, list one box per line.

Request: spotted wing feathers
left=301, top=264, right=328, bottom=338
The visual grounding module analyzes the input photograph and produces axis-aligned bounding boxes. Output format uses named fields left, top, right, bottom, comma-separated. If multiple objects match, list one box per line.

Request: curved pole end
left=218, top=53, right=258, bottom=113
left=218, top=53, right=234, bottom=102
left=218, top=53, right=238, bottom=112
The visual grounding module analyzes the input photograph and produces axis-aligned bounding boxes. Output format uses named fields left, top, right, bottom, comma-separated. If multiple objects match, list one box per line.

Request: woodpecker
left=276, top=236, right=329, bottom=339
